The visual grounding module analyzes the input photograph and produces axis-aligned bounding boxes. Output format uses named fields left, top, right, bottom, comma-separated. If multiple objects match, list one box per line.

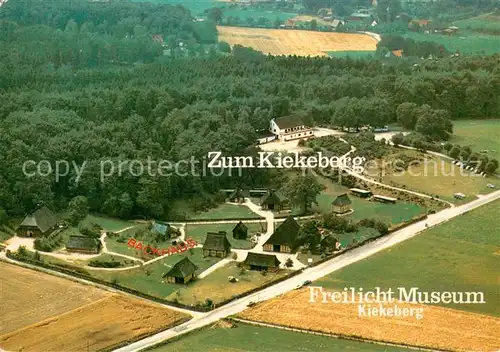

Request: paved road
left=113, top=190, right=500, bottom=352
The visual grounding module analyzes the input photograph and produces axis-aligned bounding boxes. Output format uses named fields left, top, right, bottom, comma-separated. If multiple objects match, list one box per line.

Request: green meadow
left=315, top=199, right=500, bottom=316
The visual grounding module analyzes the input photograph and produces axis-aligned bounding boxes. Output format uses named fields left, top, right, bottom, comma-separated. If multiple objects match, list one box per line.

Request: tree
left=67, top=196, right=89, bottom=226
left=17, top=245, right=28, bottom=257
left=218, top=41, right=231, bottom=53
left=282, top=174, right=323, bottom=214
left=449, top=146, right=461, bottom=159
left=285, top=258, right=294, bottom=268
left=311, top=19, right=318, bottom=31
left=485, top=159, right=499, bottom=174
left=391, top=132, right=405, bottom=147
left=396, top=102, right=418, bottom=130
left=414, top=107, right=452, bottom=141
left=0, top=207, right=7, bottom=226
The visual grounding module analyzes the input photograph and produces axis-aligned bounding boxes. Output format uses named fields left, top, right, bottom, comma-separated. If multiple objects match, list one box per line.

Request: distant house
left=227, top=189, right=246, bottom=203
left=243, top=252, right=281, bottom=271
left=332, top=193, right=352, bottom=214
left=263, top=215, right=300, bottom=253
left=203, top=232, right=231, bottom=257
left=330, top=19, right=344, bottom=30
left=232, top=221, right=248, bottom=240
left=260, top=189, right=288, bottom=211
left=269, top=116, right=314, bottom=141
left=373, top=195, right=397, bottom=204
left=350, top=188, right=372, bottom=198
left=66, top=235, right=100, bottom=254
left=163, top=257, right=198, bottom=284
left=17, top=206, right=59, bottom=237
left=391, top=49, right=403, bottom=58
left=152, top=35, right=164, bottom=45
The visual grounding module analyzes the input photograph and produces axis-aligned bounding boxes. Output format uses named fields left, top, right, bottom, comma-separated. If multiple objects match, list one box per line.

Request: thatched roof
left=233, top=221, right=248, bottom=233
left=203, top=232, right=231, bottom=251
left=244, top=252, right=280, bottom=268
left=332, top=193, right=352, bottom=206
left=163, top=257, right=198, bottom=279
left=19, top=206, right=58, bottom=233
left=260, top=189, right=286, bottom=206
left=66, top=236, right=99, bottom=251
left=264, top=215, right=300, bottom=246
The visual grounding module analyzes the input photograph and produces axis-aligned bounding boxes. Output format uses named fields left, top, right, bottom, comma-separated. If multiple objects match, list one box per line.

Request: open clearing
left=0, top=295, right=190, bottom=352
left=167, top=262, right=291, bottom=305
left=0, top=262, right=109, bottom=335
left=217, top=26, right=378, bottom=56
left=367, top=151, right=500, bottom=203
left=316, top=199, right=500, bottom=316
left=149, top=321, right=409, bottom=351
left=239, top=289, right=500, bottom=352
left=451, top=119, right=500, bottom=161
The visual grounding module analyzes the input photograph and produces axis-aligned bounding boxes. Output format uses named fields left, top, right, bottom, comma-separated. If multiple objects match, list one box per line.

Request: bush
left=88, top=260, right=122, bottom=268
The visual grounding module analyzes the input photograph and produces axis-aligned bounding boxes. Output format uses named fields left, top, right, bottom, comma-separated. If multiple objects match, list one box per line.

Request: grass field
left=188, top=203, right=262, bottom=220
left=404, top=31, right=500, bottom=55
left=149, top=321, right=410, bottom=351
left=166, top=262, right=291, bottom=305
left=36, top=251, right=140, bottom=269
left=218, top=26, right=378, bottom=56
left=450, top=119, right=500, bottom=161
left=313, top=176, right=427, bottom=225
left=316, top=199, right=500, bottom=316
left=223, top=8, right=295, bottom=21
left=90, top=248, right=221, bottom=300
left=0, top=295, right=189, bottom=352
left=185, top=222, right=266, bottom=249
left=454, top=13, right=500, bottom=35
left=0, top=262, right=108, bottom=335
left=81, top=214, right=134, bottom=231
left=239, top=289, right=500, bottom=352
left=379, top=153, right=499, bottom=203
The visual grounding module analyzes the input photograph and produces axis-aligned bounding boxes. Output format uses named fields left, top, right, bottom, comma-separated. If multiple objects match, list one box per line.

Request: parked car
left=247, top=301, right=256, bottom=307
left=303, top=280, right=312, bottom=286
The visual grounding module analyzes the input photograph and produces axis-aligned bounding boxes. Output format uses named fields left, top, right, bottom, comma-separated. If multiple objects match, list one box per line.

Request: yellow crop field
left=0, top=262, right=109, bottom=334
left=239, top=289, right=500, bottom=351
left=0, top=295, right=190, bottom=352
left=217, top=26, right=378, bottom=56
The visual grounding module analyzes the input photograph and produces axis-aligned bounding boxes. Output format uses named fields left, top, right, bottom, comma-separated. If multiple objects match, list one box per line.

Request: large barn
left=17, top=206, right=59, bottom=237
left=202, top=232, right=231, bottom=258
left=66, top=236, right=101, bottom=254
left=243, top=252, right=281, bottom=271
left=263, top=215, right=300, bottom=253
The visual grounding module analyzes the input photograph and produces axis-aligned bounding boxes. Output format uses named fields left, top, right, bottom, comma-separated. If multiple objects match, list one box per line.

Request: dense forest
left=1, top=0, right=499, bottom=223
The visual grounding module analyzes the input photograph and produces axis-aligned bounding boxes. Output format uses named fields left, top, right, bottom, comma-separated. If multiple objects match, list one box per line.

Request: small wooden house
left=66, top=235, right=101, bottom=254
left=260, top=189, right=287, bottom=211
left=163, top=257, right=198, bottom=284
left=227, top=189, right=246, bottom=203
left=203, top=231, right=231, bottom=258
left=332, top=193, right=352, bottom=214
left=17, top=206, right=58, bottom=237
left=263, top=215, right=300, bottom=253
left=232, top=221, right=248, bottom=240
left=243, top=252, right=281, bottom=271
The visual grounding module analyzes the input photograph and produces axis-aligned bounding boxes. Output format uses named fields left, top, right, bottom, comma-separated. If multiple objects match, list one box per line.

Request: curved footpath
left=113, top=190, right=500, bottom=352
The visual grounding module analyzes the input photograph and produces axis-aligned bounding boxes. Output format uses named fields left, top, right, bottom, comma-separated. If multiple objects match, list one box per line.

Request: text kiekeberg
left=207, top=151, right=365, bottom=170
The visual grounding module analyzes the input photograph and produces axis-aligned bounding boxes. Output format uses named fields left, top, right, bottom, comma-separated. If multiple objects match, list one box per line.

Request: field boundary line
left=229, top=318, right=452, bottom=352
left=0, top=295, right=114, bottom=339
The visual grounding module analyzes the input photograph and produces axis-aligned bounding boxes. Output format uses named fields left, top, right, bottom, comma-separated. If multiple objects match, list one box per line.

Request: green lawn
left=315, top=199, right=500, bottom=316
left=167, top=262, right=291, bottom=306
left=404, top=31, right=500, bottom=55
left=35, top=251, right=139, bottom=268
left=450, top=119, right=500, bottom=161
left=148, top=322, right=409, bottom=351
left=91, top=248, right=221, bottom=300
left=185, top=222, right=266, bottom=249
left=313, top=177, right=427, bottom=225
left=81, top=214, right=134, bottom=232
left=454, top=14, right=500, bottom=35
left=189, top=203, right=263, bottom=220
